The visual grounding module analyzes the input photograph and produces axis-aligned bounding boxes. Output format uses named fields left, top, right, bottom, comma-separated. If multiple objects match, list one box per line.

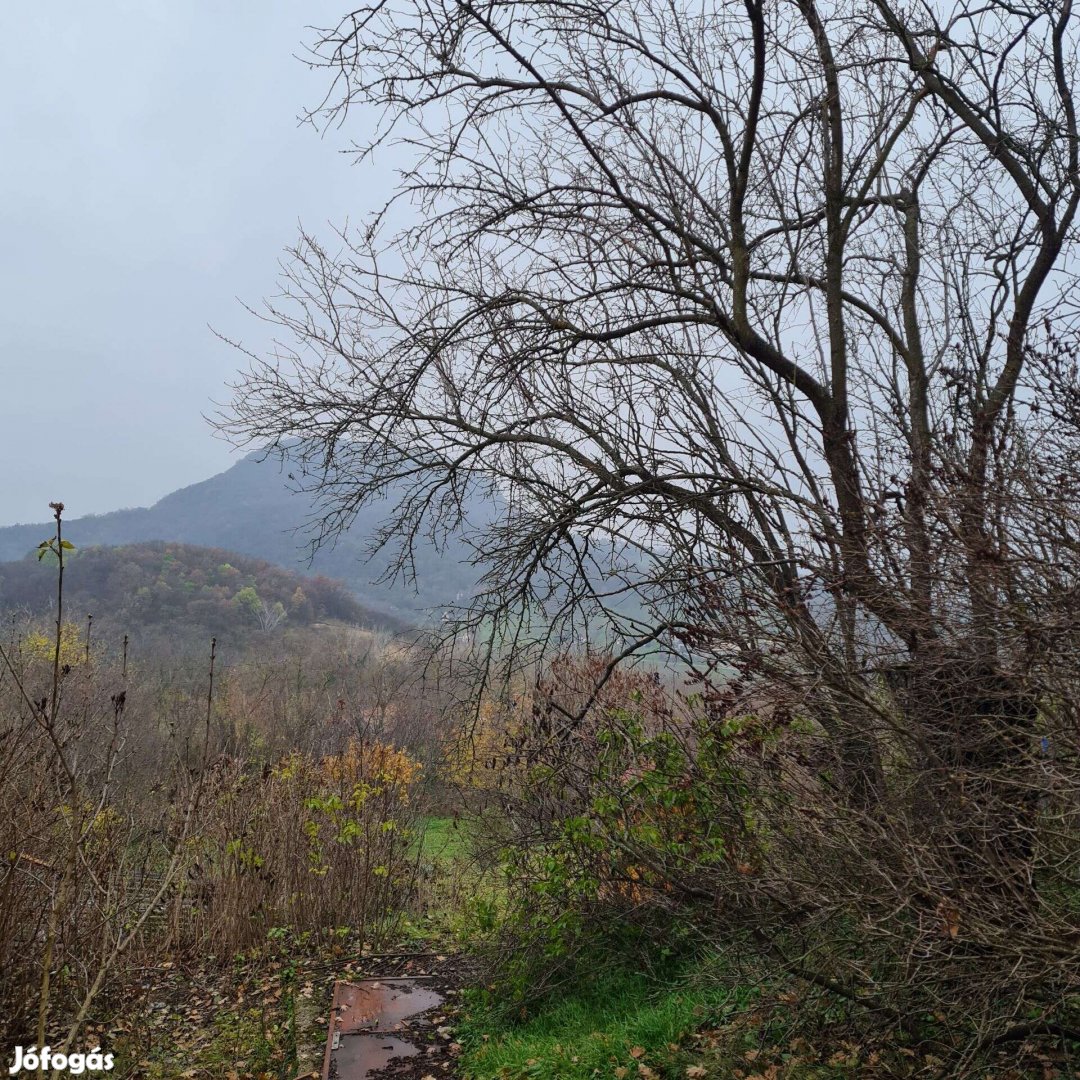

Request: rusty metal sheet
left=331, top=1033, right=419, bottom=1077
left=321, top=978, right=445, bottom=1079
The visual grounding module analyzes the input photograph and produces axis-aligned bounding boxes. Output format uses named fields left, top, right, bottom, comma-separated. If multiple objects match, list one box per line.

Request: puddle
left=334, top=979, right=445, bottom=1031
left=331, top=1033, right=419, bottom=1077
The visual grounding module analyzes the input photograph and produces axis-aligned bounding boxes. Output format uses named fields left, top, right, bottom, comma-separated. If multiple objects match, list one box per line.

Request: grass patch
left=404, top=814, right=509, bottom=947
left=456, top=962, right=753, bottom=1079
left=417, top=815, right=473, bottom=865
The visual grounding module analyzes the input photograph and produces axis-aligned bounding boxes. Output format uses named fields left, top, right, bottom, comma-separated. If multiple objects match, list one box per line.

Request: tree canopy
left=227, top=0, right=1080, bottom=708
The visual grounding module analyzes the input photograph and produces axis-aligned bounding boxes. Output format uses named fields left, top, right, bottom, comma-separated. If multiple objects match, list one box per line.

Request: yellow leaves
left=88, top=805, right=122, bottom=832
left=279, top=740, right=419, bottom=801
left=272, top=753, right=301, bottom=781
left=191, top=737, right=418, bottom=950
left=319, top=739, right=420, bottom=799
left=21, top=621, right=86, bottom=666
left=443, top=693, right=525, bottom=790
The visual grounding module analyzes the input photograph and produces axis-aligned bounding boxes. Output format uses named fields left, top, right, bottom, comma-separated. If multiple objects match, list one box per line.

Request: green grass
left=456, top=964, right=753, bottom=1079
left=417, top=815, right=472, bottom=864
left=401, top=815, right=510, bottom=946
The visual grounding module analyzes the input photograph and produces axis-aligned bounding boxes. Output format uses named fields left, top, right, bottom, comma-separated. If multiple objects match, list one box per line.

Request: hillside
left=0, top=541, right=408, bottom=645
left=0, top=451, right=490, bottom=620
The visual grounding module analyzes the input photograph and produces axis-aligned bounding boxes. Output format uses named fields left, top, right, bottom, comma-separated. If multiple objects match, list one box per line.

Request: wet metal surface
left=332, top=1034, right=419, bottom=1076
left=321, top=978, right=445, bottom=1079
left=335, top=979, right=444, bottom=1032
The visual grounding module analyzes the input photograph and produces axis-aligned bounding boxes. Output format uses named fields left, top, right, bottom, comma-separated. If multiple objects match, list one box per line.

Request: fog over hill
left=0, top=452, right=491, bottom=622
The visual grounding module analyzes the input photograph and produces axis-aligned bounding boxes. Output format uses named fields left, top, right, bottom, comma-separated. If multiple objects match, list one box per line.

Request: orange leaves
left=319, top=739, right=420, bottom=792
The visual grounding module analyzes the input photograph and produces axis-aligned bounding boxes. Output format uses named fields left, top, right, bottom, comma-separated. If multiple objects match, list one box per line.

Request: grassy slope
left=417, top=815, right=755, bottom=1079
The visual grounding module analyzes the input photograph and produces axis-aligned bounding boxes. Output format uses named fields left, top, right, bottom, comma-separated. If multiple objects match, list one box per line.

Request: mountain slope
left=0, top=453, right=489, bottom=620
left=0, top=540, right=406, bottom=641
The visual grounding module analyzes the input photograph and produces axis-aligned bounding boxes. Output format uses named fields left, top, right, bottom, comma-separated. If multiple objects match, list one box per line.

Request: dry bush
left=0, top=616, right=195, bottom=1050
left=0, top=510, right=434, bottom=1053
left=493, top=653, right=1080, bottom=1073
left=0, top=628, right=426, bottom=1049
left=176, top=740, right=421, bottom=955
left=138, top=625, right=455, bottom=768
left=0, top=630, right=427, bottom=1049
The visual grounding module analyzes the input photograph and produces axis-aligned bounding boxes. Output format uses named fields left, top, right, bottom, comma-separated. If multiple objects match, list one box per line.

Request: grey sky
left=0, top=2, right=388, bottom=527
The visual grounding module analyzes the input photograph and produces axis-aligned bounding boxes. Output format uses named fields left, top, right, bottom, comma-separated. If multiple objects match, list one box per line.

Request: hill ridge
left=0, top=452, right=487, bottom=621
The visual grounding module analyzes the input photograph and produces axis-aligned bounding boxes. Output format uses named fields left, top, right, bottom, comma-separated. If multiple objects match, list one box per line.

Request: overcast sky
left=0, top=2, right=390, bottom=527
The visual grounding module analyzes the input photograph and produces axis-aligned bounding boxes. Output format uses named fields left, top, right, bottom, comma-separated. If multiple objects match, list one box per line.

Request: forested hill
left=0, top=452, right=490, bottom=621
left=0, top=541, right=407, bottom=642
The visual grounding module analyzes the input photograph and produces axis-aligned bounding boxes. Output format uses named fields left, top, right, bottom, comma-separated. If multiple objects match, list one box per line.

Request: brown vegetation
left=0, top=511, right=446, bottom=1057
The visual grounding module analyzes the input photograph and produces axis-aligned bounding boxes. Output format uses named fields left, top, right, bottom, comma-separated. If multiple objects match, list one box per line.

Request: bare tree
left=225, top=0, right=1080, bottom=1058
left=254, top=597, right=288, bottom=634
left=230, top=0, right=1078, bottom=745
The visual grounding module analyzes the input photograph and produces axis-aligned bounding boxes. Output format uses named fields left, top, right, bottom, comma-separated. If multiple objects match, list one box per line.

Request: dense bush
left=481, top=653, right=1080, bottom=1075
left=176, top=741, right=420, bottom=955
left=0, top=586, right=430, bottom=1051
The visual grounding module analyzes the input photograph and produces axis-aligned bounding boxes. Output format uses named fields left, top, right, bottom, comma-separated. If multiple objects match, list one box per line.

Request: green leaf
left=60, top=540, right=76, bottom=550
left=37, top=540, right=50, bottom=549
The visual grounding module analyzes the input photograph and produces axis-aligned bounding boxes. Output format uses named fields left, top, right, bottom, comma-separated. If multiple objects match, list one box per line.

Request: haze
left=0, top=2, right=386, bottom=527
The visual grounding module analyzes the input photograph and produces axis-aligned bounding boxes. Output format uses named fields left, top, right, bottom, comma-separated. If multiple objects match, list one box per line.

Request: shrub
left=483, top=652, right=1080, bottom=1074
left=176, top=740, right=420, bottom=954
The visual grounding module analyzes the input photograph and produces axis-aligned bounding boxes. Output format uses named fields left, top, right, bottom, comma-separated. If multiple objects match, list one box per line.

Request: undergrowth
left=456, top=955, right=755, bottom=1080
